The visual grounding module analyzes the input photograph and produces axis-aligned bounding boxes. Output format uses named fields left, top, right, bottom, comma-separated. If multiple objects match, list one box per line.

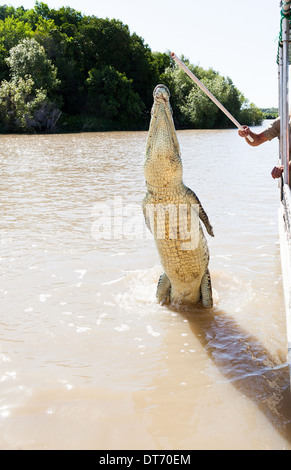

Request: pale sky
left=3, top=0, right=282, bottom=108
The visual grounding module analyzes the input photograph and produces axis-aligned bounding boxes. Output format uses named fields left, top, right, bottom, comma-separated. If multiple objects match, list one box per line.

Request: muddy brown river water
left=0, top=123, right=290, bottom=449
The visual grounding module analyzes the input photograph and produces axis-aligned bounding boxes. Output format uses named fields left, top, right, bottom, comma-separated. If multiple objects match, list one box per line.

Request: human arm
left=238, top=119, right=290, bottom=180
left=238, top=125, right=269, bottom=147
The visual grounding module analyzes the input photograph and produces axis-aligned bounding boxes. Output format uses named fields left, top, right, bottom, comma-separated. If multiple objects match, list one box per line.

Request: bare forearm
left=244, top=130, right=260, bottom=146
left=238, top=125, right=268, bottom=147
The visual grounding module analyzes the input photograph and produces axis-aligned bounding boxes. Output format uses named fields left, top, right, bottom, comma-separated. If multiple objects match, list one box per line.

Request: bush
left=0, top=75, right=60, bottom=132
left=0, top=37, right=61, bottom=132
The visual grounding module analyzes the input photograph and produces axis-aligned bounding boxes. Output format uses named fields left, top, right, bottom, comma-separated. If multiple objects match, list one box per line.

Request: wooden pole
left=171, top=52, right=254, bottom=142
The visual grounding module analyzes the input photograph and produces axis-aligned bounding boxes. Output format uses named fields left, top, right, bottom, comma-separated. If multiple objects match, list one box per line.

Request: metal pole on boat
left=171, top=52, right=254, bottom=142
left=278, top=1, right=291, bottom=394
left=281, top=6, right=290, bottom=186
left=279, top=45, right=283, bottom=157
left=279, top=46, right=284, bottom=199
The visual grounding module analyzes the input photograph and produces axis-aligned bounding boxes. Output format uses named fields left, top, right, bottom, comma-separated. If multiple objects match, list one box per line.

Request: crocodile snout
left=153, top=84, right=170, bottom=102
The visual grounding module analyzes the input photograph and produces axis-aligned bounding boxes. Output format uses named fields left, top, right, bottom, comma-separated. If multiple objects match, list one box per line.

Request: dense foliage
left=0, top=2, right=263, bottom=133
left=261, top=107, right=278, bottom=119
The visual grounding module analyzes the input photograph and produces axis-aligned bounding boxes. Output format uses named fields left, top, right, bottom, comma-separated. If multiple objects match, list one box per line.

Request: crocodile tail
left=201, top=269, right=213, bottom=308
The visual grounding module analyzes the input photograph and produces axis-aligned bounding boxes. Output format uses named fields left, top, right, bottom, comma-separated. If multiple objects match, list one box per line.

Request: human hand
left=238, top=125, right=250, bottom=138
left=271, top=165, right=284, bottom=179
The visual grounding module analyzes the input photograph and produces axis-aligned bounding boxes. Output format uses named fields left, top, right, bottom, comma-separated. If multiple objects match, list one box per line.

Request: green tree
left=0, top=3, right=263, bottom=132
left=33, top=19, right=82, bottom=114
left=76, top=17, right=156, bottom=110
left=0, top=16, right=34, bottom=81
left=151, top=51, right=172, bottom=78
left=0, top=16, right=33, bottom=51
left=86, top=65, right=145, bottom=125
left=0, top=37, right=61, bottom=132
left=0, top=75, right=57, bottom=131
left=239, top=100, right=264, bottom=126
left=6, top=37, right=60, bottom=97
left=181, top=79, right=218, bottom=128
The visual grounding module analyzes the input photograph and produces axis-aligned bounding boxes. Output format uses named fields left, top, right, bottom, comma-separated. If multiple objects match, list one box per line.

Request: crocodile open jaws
left=143, top=84, right=214, bottom=308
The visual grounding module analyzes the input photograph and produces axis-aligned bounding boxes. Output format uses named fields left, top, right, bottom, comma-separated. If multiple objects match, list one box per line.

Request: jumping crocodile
left=143, top=84, right=214, bottom=308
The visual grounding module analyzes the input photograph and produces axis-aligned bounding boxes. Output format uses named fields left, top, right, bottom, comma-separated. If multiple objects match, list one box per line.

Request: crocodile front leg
left=185, top=187, right=214, bottom=237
